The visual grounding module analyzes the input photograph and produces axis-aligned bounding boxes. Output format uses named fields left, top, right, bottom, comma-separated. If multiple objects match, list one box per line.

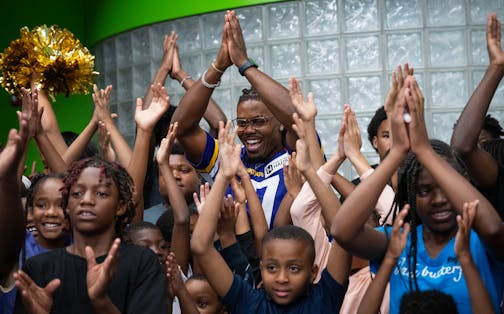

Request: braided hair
left=61, top=157, right=136, bottom=237
left=390, top=139, right=465, bottom=292
left=483, top=114, right=504, bottom=140
left=25, top=173, right=65, bottom=213
left=482, top=138, right=504, bottom=167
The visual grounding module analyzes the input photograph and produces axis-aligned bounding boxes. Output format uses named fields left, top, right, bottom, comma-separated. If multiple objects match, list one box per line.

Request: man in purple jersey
left=172, top=11, right=299, bottom=228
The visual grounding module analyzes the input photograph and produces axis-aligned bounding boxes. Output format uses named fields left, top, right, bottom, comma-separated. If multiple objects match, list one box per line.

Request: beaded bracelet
left=201, top=70, right=221, bottom=89
left=180, top=75, right=192, bottom=87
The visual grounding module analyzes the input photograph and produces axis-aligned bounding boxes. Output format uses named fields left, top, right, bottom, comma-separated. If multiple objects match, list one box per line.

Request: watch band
left=238, top=59, right=258, bottom=76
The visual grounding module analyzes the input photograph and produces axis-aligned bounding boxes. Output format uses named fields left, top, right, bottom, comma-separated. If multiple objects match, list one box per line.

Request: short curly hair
left=367, top=106, right=388, bottom=151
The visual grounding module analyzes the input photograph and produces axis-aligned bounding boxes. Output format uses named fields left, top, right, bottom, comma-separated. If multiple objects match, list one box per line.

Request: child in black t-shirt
left=14, top=157, right=167, bottom=314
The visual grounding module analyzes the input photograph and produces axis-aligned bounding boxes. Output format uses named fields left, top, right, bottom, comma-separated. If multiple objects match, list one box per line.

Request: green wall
left=1, top=0, right=282, bottom=171
left=1, top=1, right=91, bottom=171
left=86, top=0, right=285, bottom=45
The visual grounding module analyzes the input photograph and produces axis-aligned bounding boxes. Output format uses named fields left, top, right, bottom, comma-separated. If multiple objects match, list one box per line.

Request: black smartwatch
left=238, top=59, right=258, bottom=76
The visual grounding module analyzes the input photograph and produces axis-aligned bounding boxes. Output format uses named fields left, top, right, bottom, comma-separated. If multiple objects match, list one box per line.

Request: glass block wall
left=92, top=0, right=504, bottom=179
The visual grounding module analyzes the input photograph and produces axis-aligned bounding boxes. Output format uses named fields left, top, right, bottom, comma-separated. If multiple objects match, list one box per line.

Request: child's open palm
left=283, top=152, right=304, bottom=198
left=289, top=77, right=317, bottom=122
left=455, top=200, right=478, bottom=260
left=487, top=14, right=504, bottom=67
left=156, top=123, right=178, bottom=166
left=85, top=238, right=121, bottom=302
left=218, top=121, right=241, bottom=179
left=135, top=84, right=170, bottom=132
left=193, top=182, right=210, bottom=215
left=386, top=205, right=411, bottom=260
left=14, top=270, right=60, bottom=314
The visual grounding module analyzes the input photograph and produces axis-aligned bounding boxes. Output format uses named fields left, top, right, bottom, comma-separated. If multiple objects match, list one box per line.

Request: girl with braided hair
left=13, top=157, right=167, bottom=313
left=331, top=75, right=504, bottom=314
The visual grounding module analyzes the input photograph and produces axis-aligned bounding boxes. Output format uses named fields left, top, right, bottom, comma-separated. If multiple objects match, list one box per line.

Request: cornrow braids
left=61, top=157, right=136, bottom=237
left=483, top=114, right=504, bottom=139
left=482, top=138, right=504, bottom=168
left=391, top=139, right=465, bottom=292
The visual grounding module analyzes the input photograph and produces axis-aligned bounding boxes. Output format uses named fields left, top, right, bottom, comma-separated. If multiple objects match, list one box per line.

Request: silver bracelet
left=180, top=75, right=192, bottom=87
left=201, top=69, right=221, bottom=89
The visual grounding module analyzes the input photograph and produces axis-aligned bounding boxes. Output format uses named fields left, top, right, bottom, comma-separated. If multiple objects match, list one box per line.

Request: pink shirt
left=290, top=166, right=333, bottom=282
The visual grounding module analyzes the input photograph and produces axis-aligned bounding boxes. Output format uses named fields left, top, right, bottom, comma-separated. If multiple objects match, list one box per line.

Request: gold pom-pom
left=0, top=25, right=99, bottom=100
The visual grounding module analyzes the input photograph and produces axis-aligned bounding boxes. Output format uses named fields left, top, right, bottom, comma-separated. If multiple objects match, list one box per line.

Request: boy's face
left=158, top=154, right=200, bottom=200
left=185, top=278, right=224, bottom=314
left=128, top=228, right=169, bottom=264
left=372, top=119, right=391, bottom=161
left=67, top=167, right=123, bottom=236
left=260, top=239, right=317, bottom=305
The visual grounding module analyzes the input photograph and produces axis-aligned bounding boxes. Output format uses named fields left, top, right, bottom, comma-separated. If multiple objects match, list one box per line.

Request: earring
left=279, top=125, right=285, bottom=131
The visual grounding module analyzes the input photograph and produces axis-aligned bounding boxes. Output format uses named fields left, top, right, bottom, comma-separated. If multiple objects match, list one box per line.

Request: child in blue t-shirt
left=331, top=74, right=504, bottom=314
left=357, top=201, right=495, bottom=314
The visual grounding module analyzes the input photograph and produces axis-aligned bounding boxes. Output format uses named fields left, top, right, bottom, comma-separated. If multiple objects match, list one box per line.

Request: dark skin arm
left=357, top=206, right=410, bottom=314
left=450, top=13, right=504, bottom=188
left=190, top=121, right=241, bottom=297
left=25, top=89, right=67, bottom=173
left=170, top=47, right=227, bottom=138
left=405, top=76, right=504, bottom=260
left=454, top=201, right=495, bottom=314
left=128, top=84, right=170, bottom=222
left=330, top=74, right=411, bottom=261
left=236, top=163, right=268, bottom=253
left=157, top=123, right=191, bottom=275
left=171, top=15, right=232, bottom=163
left=226, top=10, right=298, bottom=149
left=166, top=252, right=199, bottom=314
left=142, top=32, right=177, bottom=109
left=0, top=105, right=28, bottom=279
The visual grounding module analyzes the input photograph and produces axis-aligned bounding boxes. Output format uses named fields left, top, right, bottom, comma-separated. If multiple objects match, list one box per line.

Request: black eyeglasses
left=232, top=116, right=273, bottom=129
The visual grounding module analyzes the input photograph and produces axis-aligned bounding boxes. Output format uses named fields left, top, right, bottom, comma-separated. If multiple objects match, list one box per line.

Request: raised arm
left=450, top=13, right=504, bottom=188
left=357, top=206, right=410, bottom=314
left=165, top=252, right=199, bottom=314
left=344, top=106, right=374, bottom=176
left=289, top=77, right=324, bottom=168
left=454, top=200, right=494, bottom=314
left=172, top=15, right=232, bottom=163
left=93, top=85, right=132, bottom=167
left=330, top=75, right=411, bottom=261
left=0, top=108, right=28, bottom=278
left=22, top=88, right=67, bottom=173
left=406, top=76, right=504, bottom=260
left=156, top=123, right=191, bottom=274
left=170, top=47, right=227, bottom=137
left=35, top=85, right=68, bottom=156
left=226, top=10, right=298, bottom=149
left=97, top=121, right=116, bottom=163
left=142, top=32, right=177, bottom=109
left=128, top=84, right=170, bottom=222
left=190, top=121, right=240, bottom=297
left=236, top=162, right=268, bottom=253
